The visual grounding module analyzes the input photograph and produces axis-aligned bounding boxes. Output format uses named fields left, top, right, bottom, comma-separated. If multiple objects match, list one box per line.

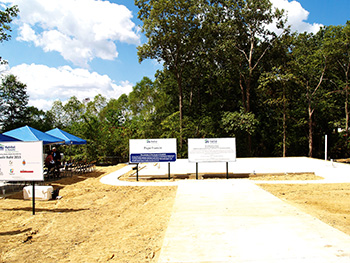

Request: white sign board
left=129, top=138, right=177, bottom=163
left=0, top=141, right=44, bottom=181
left=188, top=138, right=236, bottom=163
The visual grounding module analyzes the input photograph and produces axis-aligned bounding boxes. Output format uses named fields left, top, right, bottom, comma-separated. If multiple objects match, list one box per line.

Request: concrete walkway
left=99, top=158, right=350, bottom=262
left=157, top=180, right=350, bottom=263
left=100, top=158, right=350, bottom=186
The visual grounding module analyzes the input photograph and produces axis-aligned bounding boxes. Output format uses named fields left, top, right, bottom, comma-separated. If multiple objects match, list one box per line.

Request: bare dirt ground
left=259, top=183, right=350, bottom=236
left=0, top=165, right=177, bottom=263
left=249, top=172, right=323, bottom=181
left=0, top=166, right=349, bottom=263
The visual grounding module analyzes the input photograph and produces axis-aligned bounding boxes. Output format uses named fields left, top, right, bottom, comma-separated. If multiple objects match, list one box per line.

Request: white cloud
left=5, top=0, right=140, bottom=67
left=6, top=63, right=133, bottom=110
left=271, top=0, right=323, bottom=34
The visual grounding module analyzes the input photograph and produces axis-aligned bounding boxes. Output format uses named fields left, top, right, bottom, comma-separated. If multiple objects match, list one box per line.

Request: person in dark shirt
left=52, top=147, right=61, bottom=176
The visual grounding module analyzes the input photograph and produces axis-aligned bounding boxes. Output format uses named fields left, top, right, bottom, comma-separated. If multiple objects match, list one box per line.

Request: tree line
left=1, top=1, right=349, bottom=163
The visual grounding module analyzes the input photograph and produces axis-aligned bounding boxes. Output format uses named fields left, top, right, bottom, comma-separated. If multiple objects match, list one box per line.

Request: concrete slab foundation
left=157, top=180, right=350, bottom=263
left=99, top=158, right=350, bottom=262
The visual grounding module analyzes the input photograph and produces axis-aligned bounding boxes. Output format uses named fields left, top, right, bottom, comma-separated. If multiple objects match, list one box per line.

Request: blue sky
left=0, top=0, right=349, bottom=110
left=297, top=0, right=349, bottom=26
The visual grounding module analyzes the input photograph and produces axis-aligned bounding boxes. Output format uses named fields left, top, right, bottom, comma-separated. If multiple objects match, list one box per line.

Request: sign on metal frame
left=129, top=138, right=177, bottom=181
left=188, top=138, right=236, bottom=180
left=0, top=141, right=44, bottom=181
left=188, top=138, right=236, bottom=163
left=129, top=138, right=177, bottom=163
left=0, top=141, right=44, bottom=215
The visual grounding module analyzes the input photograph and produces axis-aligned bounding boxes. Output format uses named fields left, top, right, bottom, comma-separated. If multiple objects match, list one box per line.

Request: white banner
left=0, top=141, right=44, bottom=181
left=129, top=138, right=177, bottom=163
left=188, top=138, right=236, bottom=163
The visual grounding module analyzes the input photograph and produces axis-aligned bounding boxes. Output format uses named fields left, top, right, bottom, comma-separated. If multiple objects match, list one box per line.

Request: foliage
left=0, top=4, right=18, bottom=42
left=0, top=4, right=19, bottom=64
left=222, top=108, right=259, bottom=137
left=290, top=31, right=328, bottom=157
left=136, top=0, right=207, bottom=148
left=26, top=106, right=54, bottom=132
left=2, top=1, right=350, bottom=161
left=0, top=74, right=29, bottom=132
left=322, top=22, right=350, bottom=133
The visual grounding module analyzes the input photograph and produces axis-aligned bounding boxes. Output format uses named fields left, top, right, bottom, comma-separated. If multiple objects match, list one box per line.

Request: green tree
left=323, top=22, right=350, bottom=134
left=258, top=67, right=295, bottom=156
left=202, top=0, right=287, bottom=155
left=64, top=96, right=85, bottom=124
left=47, top=100, right=67, bottom=128
left=222, top=108, right=259, bottom=156
left=100, top=96, right=129, bottom=162
left=86, top=94, right=107, bottom=117
left=136, top=0, right=205, bottom=149
left=212, top=0, right=286, bottom=113
left=27, top=106, right=54, bottom=132
left=100, top=97, right=127, bottom=128
left=128, top=77, right=156, bottom=117
left=0, top=4, right=19, bottom=64
left=127, top=77, right=168, bottom=139
left=291, top=32, right=327, bottom=157
left=0, top=74, right=29, bottom=131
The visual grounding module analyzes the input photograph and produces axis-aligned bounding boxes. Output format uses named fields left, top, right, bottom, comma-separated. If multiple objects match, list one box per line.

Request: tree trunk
left=345, top=74, right=349, bottom=136
left=176, top=71, right=183, bottom=151
left=283, top=86, right=286, bottom=157
left=346, top=87, right=348, bottom=135
left=246, top=72, right=252, bottom=155
left=239, top=72, right=253, bottom=155
left=308, top=103, right=314, bottom=157
left=239, top=74, right=246, bottom=111
left=306, top=62, right=326, bottom=157
left=338, top=58, right=349, bottom=136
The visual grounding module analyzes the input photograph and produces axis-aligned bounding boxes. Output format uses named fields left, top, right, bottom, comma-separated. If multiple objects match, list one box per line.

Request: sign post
left=325, top=134, right=328, bottom=161
left=136, top=163, right=139, bottom=181
left=32, top=182, right=35, bottom=215
left=129, top=139, right=177, bottom=180
left=226, top=162, right=229, bottom=179
left=168, top=163, right=171, bottom=180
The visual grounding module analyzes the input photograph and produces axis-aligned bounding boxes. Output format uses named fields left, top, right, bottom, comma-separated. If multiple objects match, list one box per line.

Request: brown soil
left=121, top=171, right=323, bottom=181
left=1, top=166, right=349, bottom=263
left=0, top=165, right=177, bottom=263
left=250, top=172, right=323, bottom=181
left=259, top=183, right=350, bottom=235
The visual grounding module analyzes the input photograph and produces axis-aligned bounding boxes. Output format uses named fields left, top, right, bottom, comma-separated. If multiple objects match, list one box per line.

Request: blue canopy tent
left=0, top=134, right=20, bottom=142
left=3, top=125, right=64, bottom=145
left=46, top=128, right=86, bottom=145
left=46, top=128, right=87, bottom=172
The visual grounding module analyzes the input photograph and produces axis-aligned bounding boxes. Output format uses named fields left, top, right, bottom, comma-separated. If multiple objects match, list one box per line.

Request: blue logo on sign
left=130, top=153, right=176, bottom=163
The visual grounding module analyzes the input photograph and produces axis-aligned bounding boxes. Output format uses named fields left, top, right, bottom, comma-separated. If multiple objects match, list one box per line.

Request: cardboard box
left=23, top=185, right=53, bottom=201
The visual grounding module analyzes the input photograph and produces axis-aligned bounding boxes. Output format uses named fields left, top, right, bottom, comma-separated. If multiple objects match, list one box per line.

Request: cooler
left=23, top=185, right=53, bottom=200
